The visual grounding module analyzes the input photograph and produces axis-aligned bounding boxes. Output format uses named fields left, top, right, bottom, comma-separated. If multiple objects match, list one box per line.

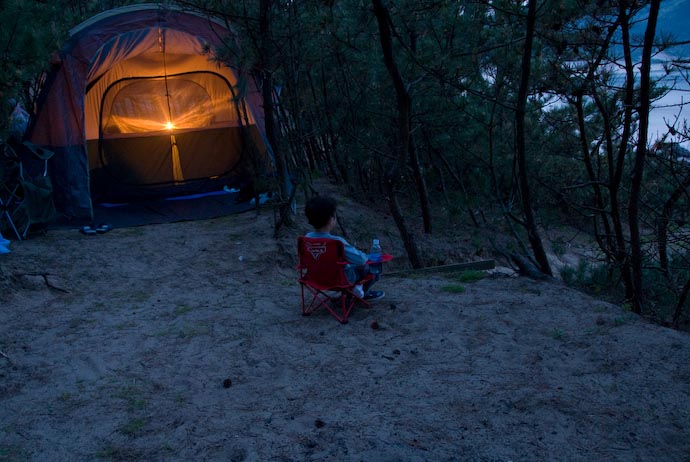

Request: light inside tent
left=100, top=77, right=241, bottom=137
left=89, top=68, right=257, bottom=141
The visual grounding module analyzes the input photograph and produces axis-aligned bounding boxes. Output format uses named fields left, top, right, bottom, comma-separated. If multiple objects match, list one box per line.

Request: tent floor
left=47, top=190, right=257, bottom=230
left=92, top=190, right=256, bottom=228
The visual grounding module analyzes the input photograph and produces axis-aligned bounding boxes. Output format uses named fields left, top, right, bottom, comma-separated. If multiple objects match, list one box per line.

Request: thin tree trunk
left=333, top=55, right=357, bottom=185
left=672, top=275, right=690, bottom=328
left=611, top=4, right=637, bottom=302
left=593, top=91, right=633, bottom=299
left=371, top=0, right=431, bottom=234
left=409, top=136, right=432, bottom=233
left=628, top=0, right=661, bottom=314
left=371, top=0, right=423, bottom=268
left=568, top=16, right=621, bottom=261
left=385, top=180, right=423, bottom=268
left=405, top=24, right=432, bottom=235
left=307, top=70, right=341, bottom=182
left=424, top=129, right=479, bottom=227
left=515, top=0, right=552, bottom=276
left=574, top=94, right=615, bottom=257
left=658, top=172, right=690, bottom=273
left=258, top=0, right=293, bottom=230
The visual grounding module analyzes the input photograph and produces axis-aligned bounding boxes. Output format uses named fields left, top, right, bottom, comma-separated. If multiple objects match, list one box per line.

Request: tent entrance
left=87, top=71, right=249, bottom=202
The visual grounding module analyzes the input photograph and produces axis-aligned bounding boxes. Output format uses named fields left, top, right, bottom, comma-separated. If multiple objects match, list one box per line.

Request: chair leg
left=301, top=284, right=331, bottom=317
left=300, top=283, right=369, bottom=324
left=1, top=209, right=22, bottom=240
left=19, top=214, right=30, bottom=240
left=323, top=292, right=356, bottom=324
left=0, top=183, right=24, bottom=240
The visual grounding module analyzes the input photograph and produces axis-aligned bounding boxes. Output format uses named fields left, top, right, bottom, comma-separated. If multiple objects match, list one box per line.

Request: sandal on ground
left=80, top=226, right=97, bottom=235
left=363, top=290, right=385, bottom=302
left=96, top=224, right=112, bottom=234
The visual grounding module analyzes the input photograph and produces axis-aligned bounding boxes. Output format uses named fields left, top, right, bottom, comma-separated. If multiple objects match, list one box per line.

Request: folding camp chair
left=0, top=142, right=23, bottom=239
left=297, top=236, right=372, bottom=324
left=0, top=141, right=55, bottom=240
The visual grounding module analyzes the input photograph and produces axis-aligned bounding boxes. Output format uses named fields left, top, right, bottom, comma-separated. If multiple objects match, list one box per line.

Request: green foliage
left=0, top=0, right=141, bottom=138
left=551, top=327, right=565, bottom=341
left=115, top=385, right=147, bottom=411
left=0, top=444, right=29, bottom=461
left=560, top=259, right=618, bottom=296
left=551, top=239, right=566, bottom=258
left=118, top=417, right=148, bottom=437
left=0, top=1, right=61, bottom=133
left=441, top=284, right=466, bottom=294
left=448, top=270, right=485, bottom=283
left=639, top=250, right=690, bottom=323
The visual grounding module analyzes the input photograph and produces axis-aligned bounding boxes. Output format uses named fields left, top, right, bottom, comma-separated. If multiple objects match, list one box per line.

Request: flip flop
left=96, top=224, right=112, bottom=234
left=80, top=226, right=97, bottom=235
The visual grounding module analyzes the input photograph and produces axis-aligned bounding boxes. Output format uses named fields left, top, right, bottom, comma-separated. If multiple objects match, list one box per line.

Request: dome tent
left=26, top=4, right=271, bottom=221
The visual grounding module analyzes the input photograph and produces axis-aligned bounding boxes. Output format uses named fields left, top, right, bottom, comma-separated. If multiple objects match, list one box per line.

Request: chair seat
left=297, top=236, right=371, bottom=324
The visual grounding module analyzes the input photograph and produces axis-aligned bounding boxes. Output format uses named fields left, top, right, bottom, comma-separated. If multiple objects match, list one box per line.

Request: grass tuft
left=441, top=284, right=466, bottom=294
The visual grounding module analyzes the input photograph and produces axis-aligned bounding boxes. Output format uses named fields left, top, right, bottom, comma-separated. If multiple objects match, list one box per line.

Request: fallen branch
left=386, top=260, right=495, bottom=277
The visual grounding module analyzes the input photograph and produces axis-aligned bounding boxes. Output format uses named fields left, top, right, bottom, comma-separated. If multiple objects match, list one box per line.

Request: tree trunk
left=424, top=129, right=479, bottom=227
left=573, top=94, right=615, bottom=258
left=658, top=171, right=690, bottom=273
left=259, top=0, right=293, bottom=230
left=385, top=180, right=423, bottom=268
left=628, top=0, right=660, bottom=314
left=591, top=90, right=633, bottom=299
left=602, top=4, right=637, bottom=303
left=373, top=0, right=432, bottom=235
left=371, top=0, right=423, bottom=268
left=514, top=0, right=552, bottom=276
left=672, top=275, right=690, bottom=328
left=307, top=70, right=342, bottom=182
left=409, top=136, right=432, bottom=234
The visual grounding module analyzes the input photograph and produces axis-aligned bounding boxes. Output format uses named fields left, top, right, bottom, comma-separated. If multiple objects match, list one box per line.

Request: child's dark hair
left=305, top=195, right=337, bottom=229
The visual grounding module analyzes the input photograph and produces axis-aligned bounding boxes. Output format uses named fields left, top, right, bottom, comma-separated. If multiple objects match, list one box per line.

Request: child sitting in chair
left=304, top=195, right=385, bottom=301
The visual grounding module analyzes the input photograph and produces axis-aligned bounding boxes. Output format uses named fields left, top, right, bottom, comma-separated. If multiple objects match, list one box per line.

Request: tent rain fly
left=26, top=4, right=271, bottom=220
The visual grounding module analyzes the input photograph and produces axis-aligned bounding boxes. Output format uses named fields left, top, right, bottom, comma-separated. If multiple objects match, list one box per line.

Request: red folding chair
left=297, top=236, right=372, bottom=324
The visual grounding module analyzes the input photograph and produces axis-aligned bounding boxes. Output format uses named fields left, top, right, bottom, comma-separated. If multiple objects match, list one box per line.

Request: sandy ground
left=1, top=198, right=690, bottom=462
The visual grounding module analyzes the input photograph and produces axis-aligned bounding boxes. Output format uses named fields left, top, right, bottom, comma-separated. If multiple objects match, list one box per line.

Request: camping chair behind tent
left=297, top=236, right=372, bottom=324
left=0, top=141, right=55, bottom=240
left=0, top=142, right=22, bottom=239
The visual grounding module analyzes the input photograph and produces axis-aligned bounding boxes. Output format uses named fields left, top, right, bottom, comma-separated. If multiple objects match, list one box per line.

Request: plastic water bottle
left=369, top=239, right=382, bottom=274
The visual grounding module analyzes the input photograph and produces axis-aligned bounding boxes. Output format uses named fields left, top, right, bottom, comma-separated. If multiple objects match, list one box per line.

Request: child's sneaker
left=363, top=290, right=385, bottom=302
left=353, top=284, right=364, bottom=298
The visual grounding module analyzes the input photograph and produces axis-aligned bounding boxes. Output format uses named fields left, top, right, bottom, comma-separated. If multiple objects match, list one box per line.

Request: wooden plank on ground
left=386, top=260, right=495, bottom=276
